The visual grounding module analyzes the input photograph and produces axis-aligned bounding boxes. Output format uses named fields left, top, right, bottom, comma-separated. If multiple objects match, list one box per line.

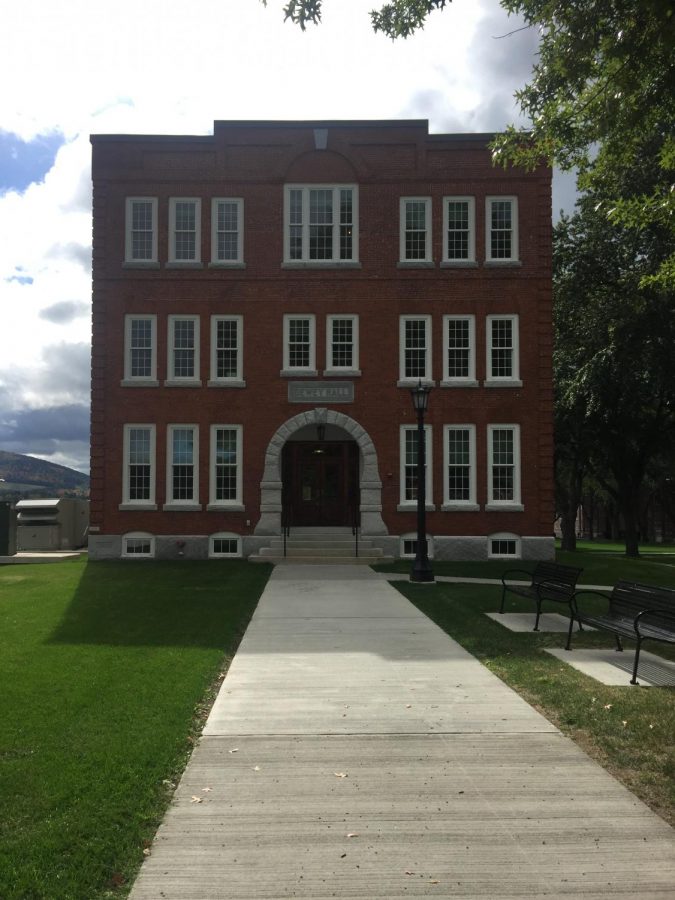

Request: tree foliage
left=272, top=0, right=675, bottom=286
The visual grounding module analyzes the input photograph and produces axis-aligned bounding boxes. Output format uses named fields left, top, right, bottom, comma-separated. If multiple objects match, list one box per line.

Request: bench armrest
left=634, top=607, right=675, bottom=635
left=570, top=589, right=612, bottom=616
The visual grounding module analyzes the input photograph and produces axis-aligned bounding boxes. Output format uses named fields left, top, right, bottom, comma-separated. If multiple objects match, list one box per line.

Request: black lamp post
left=410, top=380, right=434, bottom=583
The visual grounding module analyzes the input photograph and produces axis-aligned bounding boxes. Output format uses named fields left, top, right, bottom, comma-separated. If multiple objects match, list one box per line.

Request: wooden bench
left=500, top=561, right=583, bottom=631
left=566, top=580, right=675, bottom=685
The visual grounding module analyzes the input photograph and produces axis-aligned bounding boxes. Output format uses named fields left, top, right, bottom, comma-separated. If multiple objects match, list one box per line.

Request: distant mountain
left=0, top=451, right=89, bottom=499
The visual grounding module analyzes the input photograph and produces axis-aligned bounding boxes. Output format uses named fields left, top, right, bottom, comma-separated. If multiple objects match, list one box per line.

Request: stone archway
left=254, top=408, right=387, bottom=536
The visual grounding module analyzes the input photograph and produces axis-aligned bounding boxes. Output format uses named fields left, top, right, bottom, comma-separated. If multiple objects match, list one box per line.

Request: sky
left=0, top=0, right=577, bottom=476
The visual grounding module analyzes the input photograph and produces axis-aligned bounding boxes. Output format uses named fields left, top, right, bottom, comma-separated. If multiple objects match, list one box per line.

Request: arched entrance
left=282, top=439, right=359, bottom=527
left=254, top=408, right=387, bottom=536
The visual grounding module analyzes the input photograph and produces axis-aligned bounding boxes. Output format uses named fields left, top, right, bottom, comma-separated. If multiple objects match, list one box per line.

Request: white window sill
left=323, top=369, right=361, bottom=377
left=281, top=261, right=362, bottom=269
left=123, top=261, right=159, bottom=269
left=397, top=503, right=436, bottom=512
left=162, top=503, right=203, bottom=512
left=280, top=369, right=318, bottom=378
left=207, top=379, right=246, bottom=388
left=397, top=379, right=436, bottom=388
left=164, top=379, right=203, bottom=388
left=485, top=503, right=524, bottom=512
left=440, top=260, right=478, bottom=268
left=484, top=259, right=522, bottom=267
left=208, top=262, right=246, bottom=269
left=441, top=503, right=480, bottom=511
left=207, top=503, right=245, bottom=512
left=165, top=261, right=203, bottom=269
left=440, top=379, right=479, bottom=388
left=119, top=503, right=157, bottom=511
left=483, top=379, right=523, bottom=388
left=397, top=260, right=435, bottom=269
left=120, top=379, right=159, bottom=388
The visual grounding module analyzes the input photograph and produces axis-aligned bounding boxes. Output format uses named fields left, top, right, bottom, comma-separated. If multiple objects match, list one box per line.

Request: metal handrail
left=351, top=502, right=360, bottom=557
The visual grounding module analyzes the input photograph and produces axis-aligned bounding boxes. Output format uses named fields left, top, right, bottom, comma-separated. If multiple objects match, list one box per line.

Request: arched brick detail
left=254, top=408, right=386, bottom=535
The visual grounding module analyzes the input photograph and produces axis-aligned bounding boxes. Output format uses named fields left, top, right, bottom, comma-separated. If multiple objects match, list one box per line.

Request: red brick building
left=89, top=119, right=554, bottom=562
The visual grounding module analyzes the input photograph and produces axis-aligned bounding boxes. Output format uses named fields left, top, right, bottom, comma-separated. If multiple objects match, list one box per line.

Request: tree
left=273, top=0, right=675, bottom=287
left=553, top=194, right=675, bottom=557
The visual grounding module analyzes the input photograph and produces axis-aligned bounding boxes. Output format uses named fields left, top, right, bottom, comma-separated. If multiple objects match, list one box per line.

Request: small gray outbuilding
left=16, top=498, right=89, bottom=551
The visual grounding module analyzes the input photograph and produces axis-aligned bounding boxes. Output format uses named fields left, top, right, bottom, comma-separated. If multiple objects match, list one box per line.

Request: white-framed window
left=209, top=532, right=242, bottom=558
left=399, top=316, right=432, bottom=384
left=487, top=424, right=522, bottom=508
left=400, top=533, right=434, bottom=559
left=122, top=425, right=156, bottom=507
left=167, top=315, right=200, bottom=385
left=486, top=196, right=518, bottom=262
left=210, top=316, right=244, bottom=385
left=166, top=425, right=199, bottom=506
left=209, top=425, right=243, bottom=508
left=442, top=315, right=476, bottom=385
left=123, top=315, right=157, bottom=384
left=486, top=314, right=521, bottom=385
left=399, top=424, right=433, bottom=507
left=211, top=198, right=243, bottom=265
left=400, top=197, right=432, bottom=263
left=284, top=184, right=358, bottom=264
left=125, top=197, right=157, bottom=264
left=282, top=315, right=316, bottom=374
left=122, top=532, right=155, bottom=558
left=442, top=196, right=475, bottom=263
left=443, top=425, right=477, bottom=509
left=169, top=198, right=201, bottom=264
left=488, top=532, right=521, bottom=558
left=325, top=315, right=359, bottom=374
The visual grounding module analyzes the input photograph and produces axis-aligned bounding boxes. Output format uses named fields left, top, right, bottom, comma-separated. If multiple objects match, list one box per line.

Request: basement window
left=400, top=533, right=433, bottom=559
left=122, top=532, right=155, bottom=558
left=488, top=533, right=520, bottom=559
left=210, top=533, right=242, bottom=558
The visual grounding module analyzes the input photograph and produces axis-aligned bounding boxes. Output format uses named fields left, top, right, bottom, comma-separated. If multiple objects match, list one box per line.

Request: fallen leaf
left=429, top=880, right=440, bottom=884
left=622, top=721, right=628, bottom=727
left=202, top=787, right=212, bottom=793
left=190, top=796, right=203, bottom=803
left=334, top=772, right=348, bottom=778
left=229, top=748, right=239, bottom=753
left=252, top=765, right=261, bottom=772
left=404, top=870, right=415, bottom=876
left=142, top=848, right=151, bottom=857
left=347, top=832, right=359, bottom=838
left=649, top=723, right=655, bottom=729
left=406, top=704, right=412, bottom=708
left=603, top=704, right=613, bottom=710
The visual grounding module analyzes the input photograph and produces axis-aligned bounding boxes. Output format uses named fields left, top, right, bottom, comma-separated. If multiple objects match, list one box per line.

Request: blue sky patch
left=0, top=130, right=65, bottom=194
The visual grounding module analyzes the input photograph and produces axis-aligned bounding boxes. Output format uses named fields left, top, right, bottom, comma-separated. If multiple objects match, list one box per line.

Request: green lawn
left=395, top=578, right=675, bottom=826
left=0, top=557, right=270, bottom=900
left=375, top=539, right=675, bottom=588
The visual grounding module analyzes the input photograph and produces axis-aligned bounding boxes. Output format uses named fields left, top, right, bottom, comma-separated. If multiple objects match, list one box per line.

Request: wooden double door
left=282, top=441, right=359, bottom=527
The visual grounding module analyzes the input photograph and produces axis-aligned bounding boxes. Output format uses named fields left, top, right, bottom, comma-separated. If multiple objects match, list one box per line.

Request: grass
left=0, top=556, right=270, bottom=900
left=395, top=579, right=675, bottom=826
left=375, top=539, right=675, bottom=588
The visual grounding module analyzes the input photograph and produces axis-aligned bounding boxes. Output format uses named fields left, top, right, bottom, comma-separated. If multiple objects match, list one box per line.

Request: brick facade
left=89, top=120, right=554, bottom=561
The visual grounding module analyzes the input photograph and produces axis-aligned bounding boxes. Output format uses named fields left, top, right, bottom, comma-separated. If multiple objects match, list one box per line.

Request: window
left=487, top=425, right=522, bottom=508
left=209, top=426, right=243, bottom=508
left=399, top=316, right=432, bottom=384
left=400, top=197, right=432, bottom=263
left=442, top=316, right=476, bottom=385
left=122, top=425, right=156, bottom=507
left=486, top=197, right=518, bottom=262
left=209, top=532, right=242, bottom=558
left=399, top=425, right=433, bottom=507
left=169, top=198, right=201, bottom=264
left=122, top=532, right=155, bottom=558
left=486, top=315, right=521, bottom=385
left=443, top=197, right=475, bottom=263
left=166, top=425, right=199, bottom=506
left=325, top=315, right=359, bottom=374
left=400, top=534, right=434, bottom=559
left=284, top=185, right=358, bottom=263
left=282, top=315, right=316, bottom=374
left=488, top=533, right=521, bottom=558
left=125, top=198, right=157, bottom=264
left=443, top=425, right=477, bottom=509
left=167, top=316, right=200, bottom=385
left=210, top=316, right=243, bottom=385
left=211, top=198, right=243, bottom=265
left=123, top=315, right=157, bottom=384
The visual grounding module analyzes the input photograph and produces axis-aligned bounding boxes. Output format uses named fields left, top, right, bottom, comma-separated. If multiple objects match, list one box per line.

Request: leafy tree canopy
left=271, top=0, right=675, bottom=286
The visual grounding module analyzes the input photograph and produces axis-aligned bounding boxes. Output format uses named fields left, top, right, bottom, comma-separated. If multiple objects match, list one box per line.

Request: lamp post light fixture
left=410, top=380, right=434, bottom=583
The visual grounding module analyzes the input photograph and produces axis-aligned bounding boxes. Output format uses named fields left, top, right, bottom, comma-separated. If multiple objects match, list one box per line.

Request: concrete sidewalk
left=130, top=565, right=674, bottom=899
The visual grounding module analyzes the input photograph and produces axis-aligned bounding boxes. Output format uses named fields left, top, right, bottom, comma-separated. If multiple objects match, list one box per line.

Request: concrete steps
left=249, top=530, right=392, bottom=565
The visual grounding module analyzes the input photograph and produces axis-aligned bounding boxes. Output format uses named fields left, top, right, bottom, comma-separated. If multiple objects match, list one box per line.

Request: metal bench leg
left=630, top=638, right=642, bottom=685
left=615, top=634, right=623, bottom=652
left=565, top=614, right=575, bottom=651
left=534, top=600, right=542, bottom=632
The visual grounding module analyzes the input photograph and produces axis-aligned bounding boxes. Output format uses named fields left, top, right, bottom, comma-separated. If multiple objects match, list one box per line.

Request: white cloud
left=0, top=0, right=568, bottom=473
